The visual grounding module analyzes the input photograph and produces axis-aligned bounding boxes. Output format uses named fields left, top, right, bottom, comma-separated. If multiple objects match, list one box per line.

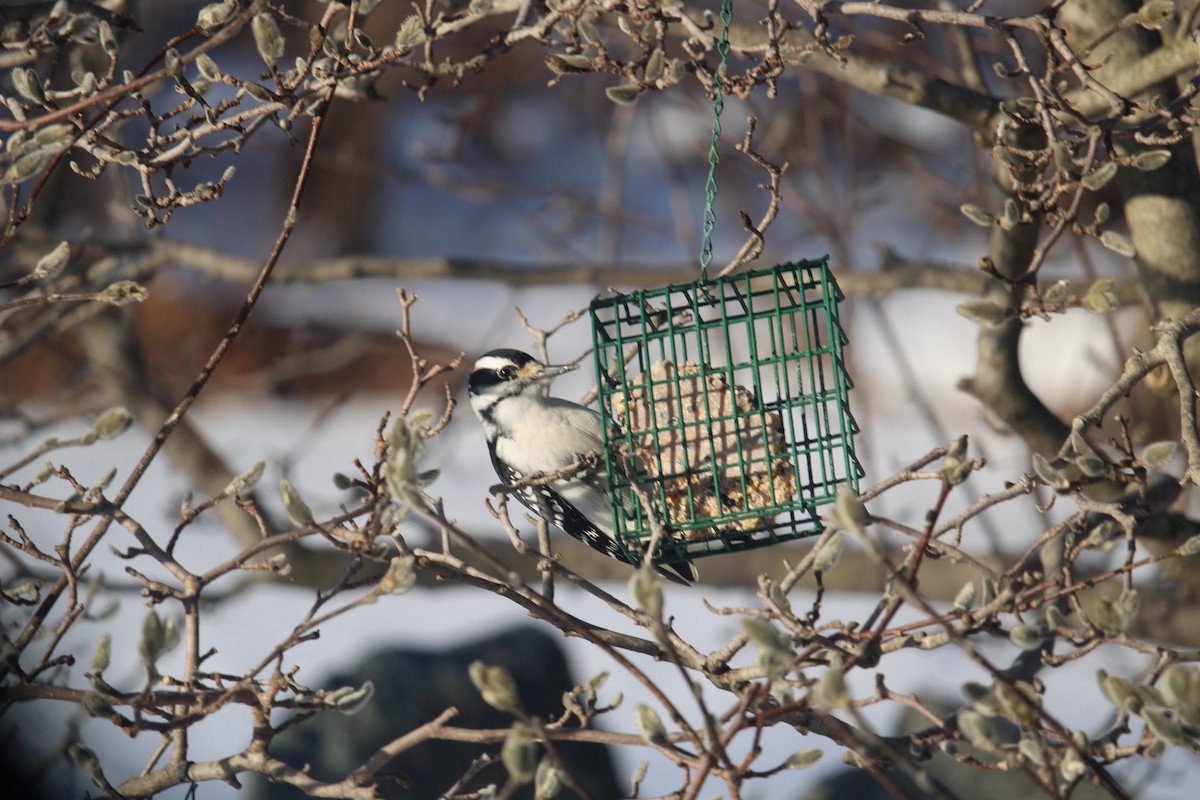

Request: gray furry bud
left=90, top=634, right=112, bottom=674
left=91, top=407, right=133, bottom=440
left=252, top=13, right=286, bottom=67
left=628, top=566, right=662, bottom=617
left=469, top=661, right=520, bottom=713
left=30, top=241, right=69, bottom=281
left=501, top=723, right=536, bottom=784
left=634, top=703, right=667, bottom=744
left=279, top=479, right=314, bottom=527
left=222, top=461, right=265, bottom=498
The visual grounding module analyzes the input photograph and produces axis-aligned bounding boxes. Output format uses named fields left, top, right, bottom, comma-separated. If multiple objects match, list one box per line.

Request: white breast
left=492, top=398, right=604, bottom=475
left=492, top=398, right=617, bottom=536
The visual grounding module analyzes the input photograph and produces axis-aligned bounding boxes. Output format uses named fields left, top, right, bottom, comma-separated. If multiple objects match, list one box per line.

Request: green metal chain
left=699, top=0, right=733, bottom=282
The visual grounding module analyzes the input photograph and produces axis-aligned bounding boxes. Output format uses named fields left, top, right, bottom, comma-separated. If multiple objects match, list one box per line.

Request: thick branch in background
left=3, top=236, right=996, bottom=293
left=1062, top=0, right=1200, bottom=357
left=959, top=135, right=1071, bottom=460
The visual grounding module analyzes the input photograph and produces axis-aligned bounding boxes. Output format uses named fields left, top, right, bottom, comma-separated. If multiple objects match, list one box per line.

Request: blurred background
left=3, top=1, right=1199, bottom=798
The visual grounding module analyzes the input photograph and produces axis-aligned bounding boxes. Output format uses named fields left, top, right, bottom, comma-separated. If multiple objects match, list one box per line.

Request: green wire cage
left=588, top=257, right=862, bottom=567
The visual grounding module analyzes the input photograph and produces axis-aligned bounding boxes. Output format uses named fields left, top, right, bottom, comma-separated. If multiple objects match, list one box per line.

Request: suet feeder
left=588, top=257, right=862, bottom=567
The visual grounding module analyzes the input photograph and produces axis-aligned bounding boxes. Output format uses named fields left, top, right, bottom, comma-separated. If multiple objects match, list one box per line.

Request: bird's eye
left=498, top=366, right=516, bottom=380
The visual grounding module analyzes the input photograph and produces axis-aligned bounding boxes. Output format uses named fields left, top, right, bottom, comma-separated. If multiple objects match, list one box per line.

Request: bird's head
left=467, top=349, right=577, bottom=418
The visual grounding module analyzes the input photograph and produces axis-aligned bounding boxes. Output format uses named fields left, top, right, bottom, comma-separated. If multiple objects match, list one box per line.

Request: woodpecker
left=467, top=349, right=696, bottom=585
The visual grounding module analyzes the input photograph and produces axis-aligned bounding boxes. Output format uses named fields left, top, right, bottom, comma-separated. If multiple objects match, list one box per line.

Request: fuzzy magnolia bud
left=830, top=485, right=867, bottom=536
left=90, top=407, right=133, bottom=441
left=534, top=757, right=561, bottom=799
left=1010, top=623, right=1044, bottom=651
left=1045, top=605, right=1069, bottom=630
left=12, top=68, right=45, bottom=103
left=221, top=461, right=265, bottom=498
left=81, top=692, right=114, bottom=718
left=68, top=744, right=105, bottom=787
left=1140, top=441, right=1178, bottom=469
left=941, top=435, right=972, bottom=485
left=197, top=0, right=236, bottom=33
left=394, top=15, right=423, bottom=52
left=742, top=617, right=792, bottom=680
left=953, top=581, right=977, bottom=612
left=30, top=241, right=69, bottom=281
left=378, top=555, right=416, bottom=594
left=634, top=703, right=667, bottom=744
left=958, top=708, right=1001, bottom=752
left=812, top=530, right=843, bottom=572
left=784, top=749, right=823, bottom=769
left=811, top=656, right=849, bottom=710
left=195, top=53, right=222, bottom=82
left=279, top=479, right=314, bottom=527
left=98, top=280, right=148, bottom=306
left=630, top=760, right=649, bottom=788
left=627, top=565, right=662, bottom=617
left=468, top=661, right=520, bottom=713
left=252, top=13, right=286, bottom=66
left=501, top=723, right=536, bottom=784
left=138, top=610, right=179, bottom=671
left=90, top=634, right=112, bottom=674
left=386, top=411, right=432, bottom=507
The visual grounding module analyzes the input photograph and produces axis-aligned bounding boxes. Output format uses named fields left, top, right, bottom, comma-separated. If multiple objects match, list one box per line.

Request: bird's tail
left=655, top=559, right=698, bottom=586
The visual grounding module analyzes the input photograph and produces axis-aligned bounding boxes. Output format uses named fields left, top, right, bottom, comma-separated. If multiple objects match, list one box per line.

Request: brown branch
left=347, top=707, right=460, bottom=784
left=45, top=237, right=1128, bottom=305
left=1074, top=308, right=1200, bottom=484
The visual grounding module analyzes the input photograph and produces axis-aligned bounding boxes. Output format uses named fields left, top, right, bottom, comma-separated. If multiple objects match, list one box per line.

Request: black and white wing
left=489, top=451, right=695, bottom=584
left=490, top=452, right=631, bottom=563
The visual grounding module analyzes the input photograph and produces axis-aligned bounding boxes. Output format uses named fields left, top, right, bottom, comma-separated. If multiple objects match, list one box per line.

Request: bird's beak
left=535, top=362, right=578, bottom=382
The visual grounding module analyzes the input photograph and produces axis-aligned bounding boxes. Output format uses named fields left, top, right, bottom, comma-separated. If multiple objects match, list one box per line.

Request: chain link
left=699, top=0, right=733, bottom=282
